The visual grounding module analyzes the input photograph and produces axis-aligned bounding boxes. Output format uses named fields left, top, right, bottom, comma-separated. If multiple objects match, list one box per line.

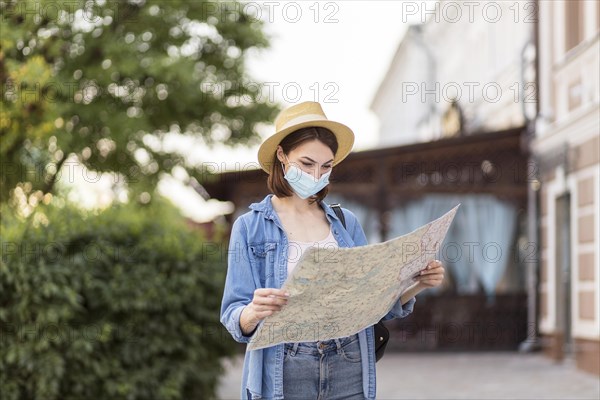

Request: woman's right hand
left=240, top=288, right=290, bottom=336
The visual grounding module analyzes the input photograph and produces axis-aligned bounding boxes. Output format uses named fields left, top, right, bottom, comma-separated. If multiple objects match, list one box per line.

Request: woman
left=220, top=101, right=445, bottom=400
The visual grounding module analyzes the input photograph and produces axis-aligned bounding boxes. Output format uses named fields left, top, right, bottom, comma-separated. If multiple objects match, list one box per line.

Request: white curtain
left=389, top=194, right=518, bottom=298
left=461, top=196, right=517, bottom=298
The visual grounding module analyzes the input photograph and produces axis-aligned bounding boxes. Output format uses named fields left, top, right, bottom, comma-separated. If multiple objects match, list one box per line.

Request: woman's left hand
left=416, top=259, right=445, bottom=288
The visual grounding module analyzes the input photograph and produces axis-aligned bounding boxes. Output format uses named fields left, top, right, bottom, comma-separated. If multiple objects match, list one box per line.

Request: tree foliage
left=0, top=197, right=235, bottom=399
left=1, top=0, right=278, bottom=204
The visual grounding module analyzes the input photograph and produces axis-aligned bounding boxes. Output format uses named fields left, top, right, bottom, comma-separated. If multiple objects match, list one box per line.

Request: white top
left=287, top=228, right=339, bottom=276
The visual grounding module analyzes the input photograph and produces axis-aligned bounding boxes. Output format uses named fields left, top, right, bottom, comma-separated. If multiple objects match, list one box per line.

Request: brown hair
left=267, top=126, right=339, bottom=204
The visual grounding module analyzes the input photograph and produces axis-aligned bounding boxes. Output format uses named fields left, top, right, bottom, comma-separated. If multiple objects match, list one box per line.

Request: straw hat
left=257, top=101, right=355, bottom=173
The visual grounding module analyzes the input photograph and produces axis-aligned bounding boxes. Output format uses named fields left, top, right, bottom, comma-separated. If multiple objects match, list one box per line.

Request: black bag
left=330, top=204, right=389, bottom=362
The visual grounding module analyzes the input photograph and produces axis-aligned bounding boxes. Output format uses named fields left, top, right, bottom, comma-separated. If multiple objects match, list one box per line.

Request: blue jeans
left=282, top=334, right=364, bottom=400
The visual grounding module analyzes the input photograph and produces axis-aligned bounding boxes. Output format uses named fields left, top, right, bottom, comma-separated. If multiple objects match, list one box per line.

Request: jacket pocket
left=248, top=242, right=277, bottom=287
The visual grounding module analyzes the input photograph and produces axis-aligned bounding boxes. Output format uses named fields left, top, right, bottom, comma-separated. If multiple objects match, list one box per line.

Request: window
left=568, top=78, right=582, bottom=112
left=597, top=0, right=600, bottom=32
left=565, top=0, right=584, bottom=52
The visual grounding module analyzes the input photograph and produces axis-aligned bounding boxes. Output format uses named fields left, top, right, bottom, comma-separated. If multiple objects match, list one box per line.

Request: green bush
left=0, top=197, right=234, bottom=399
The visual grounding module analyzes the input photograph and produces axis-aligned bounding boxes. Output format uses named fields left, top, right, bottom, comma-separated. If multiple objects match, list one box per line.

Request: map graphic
left=247, top=204, right=460, bottom=351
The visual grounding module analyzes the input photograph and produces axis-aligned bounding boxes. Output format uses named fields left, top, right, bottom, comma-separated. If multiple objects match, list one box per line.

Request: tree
left=1, top=0, right=278, bottom=206
left=0, top=198, right=236, bottom=399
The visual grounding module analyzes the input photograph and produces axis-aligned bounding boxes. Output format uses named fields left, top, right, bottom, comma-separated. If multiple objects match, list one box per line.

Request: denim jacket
left=220, top=194, right=416, bottom=400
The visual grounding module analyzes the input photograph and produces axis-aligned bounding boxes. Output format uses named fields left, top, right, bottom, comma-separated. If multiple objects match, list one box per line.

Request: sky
left=70, top=1, right=413, bottom=221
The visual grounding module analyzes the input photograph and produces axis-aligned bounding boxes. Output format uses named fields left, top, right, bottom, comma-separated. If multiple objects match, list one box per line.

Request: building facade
left=368, top=0, right=600, bottom=374
left=367, top=1, right=535, bottom=303
left=371, top=0, right=532, bottom=146
left=535, top=0, right=600, bottom=375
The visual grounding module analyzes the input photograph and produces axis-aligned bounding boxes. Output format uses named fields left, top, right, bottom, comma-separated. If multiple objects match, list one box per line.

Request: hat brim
left=257, top=120, right=355, bottom=174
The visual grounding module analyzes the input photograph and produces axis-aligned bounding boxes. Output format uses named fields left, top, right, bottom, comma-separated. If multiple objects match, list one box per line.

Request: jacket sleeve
left=343, top=207, right=417, bottom=321
left=220, top=217, right=256, bottom=343
left=342, top=207, right=368, bottom=247
left=382, top=297, right=416, bottom=320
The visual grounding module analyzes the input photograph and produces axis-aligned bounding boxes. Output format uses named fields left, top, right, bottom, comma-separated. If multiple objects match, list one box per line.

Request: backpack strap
left=330, top=203, right=346, bottom=230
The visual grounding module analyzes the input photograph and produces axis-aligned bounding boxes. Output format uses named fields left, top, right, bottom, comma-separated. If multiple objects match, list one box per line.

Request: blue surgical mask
left=282, top=158, right=332, bottom=199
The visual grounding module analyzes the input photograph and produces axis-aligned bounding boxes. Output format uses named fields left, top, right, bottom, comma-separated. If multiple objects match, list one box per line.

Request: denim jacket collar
left=248, top=194, right=341, bottom=226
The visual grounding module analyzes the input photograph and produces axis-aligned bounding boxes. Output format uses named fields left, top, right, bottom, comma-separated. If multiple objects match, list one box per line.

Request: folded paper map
left=247, top=204, right=460, bottom=351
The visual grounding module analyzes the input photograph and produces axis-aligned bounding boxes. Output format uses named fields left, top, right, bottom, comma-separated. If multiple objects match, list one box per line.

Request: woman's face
left=278, top=140, right=335, bottom=180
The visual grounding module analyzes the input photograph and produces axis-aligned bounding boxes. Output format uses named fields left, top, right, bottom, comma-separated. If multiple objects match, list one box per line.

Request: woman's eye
left=301, top=162, right=312, bottom=167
